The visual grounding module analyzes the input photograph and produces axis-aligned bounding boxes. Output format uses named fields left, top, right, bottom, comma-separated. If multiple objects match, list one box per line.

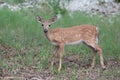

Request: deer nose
left=44, top=29, right=48, bottom=33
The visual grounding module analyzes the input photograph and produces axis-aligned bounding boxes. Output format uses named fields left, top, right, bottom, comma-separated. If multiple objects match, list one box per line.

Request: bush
left=48, top=0, right=68, bottom=15
left=115, top=0, right=120, bottom=2
left=4, top=0, right=25, bottom=4
left=40, top=0, right=69, bottom=15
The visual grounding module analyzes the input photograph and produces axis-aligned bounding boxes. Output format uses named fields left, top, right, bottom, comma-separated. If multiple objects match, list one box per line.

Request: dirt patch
left=0, top=43, right=42, bottom=59
left=0, top=45, right=120, bottom=80
left=0, top=43, right=19, bottom=58
left=0, top=54, right=120, bottom=80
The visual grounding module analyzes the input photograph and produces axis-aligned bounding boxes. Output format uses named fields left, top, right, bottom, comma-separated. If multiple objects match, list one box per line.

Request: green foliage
left=115, top=0, right=120, bottom=2
left=0, top=8, right=41, bottom=48
left=39, top=0, right=68, bottom=15
left=0, top=7, right=120, bottom=79
left=4, top=0, right=25, bottom=4
left=0, top=8, right=120, bottom=61
left=48, top=0, right=68, bottom=15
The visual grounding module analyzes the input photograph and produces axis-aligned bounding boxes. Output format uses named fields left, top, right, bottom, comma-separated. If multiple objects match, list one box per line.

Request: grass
left=3, top=0, right=25, bottom=4
left=0, top=8, right=120, bottom=80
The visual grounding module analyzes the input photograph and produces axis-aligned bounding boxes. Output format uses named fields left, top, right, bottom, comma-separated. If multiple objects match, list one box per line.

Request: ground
left=0, top=44, right=120, bottom=80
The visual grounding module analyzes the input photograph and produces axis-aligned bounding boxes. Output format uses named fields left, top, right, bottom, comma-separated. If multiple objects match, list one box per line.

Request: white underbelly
left=65, top=39, right=83, bottom=45
left=52, top=42, right=58, bottom=45
left=51, top=39, right=83, bottom=46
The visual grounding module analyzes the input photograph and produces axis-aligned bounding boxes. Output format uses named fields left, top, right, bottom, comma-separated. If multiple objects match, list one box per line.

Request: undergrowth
left=0, top=8, right=120, bottom=80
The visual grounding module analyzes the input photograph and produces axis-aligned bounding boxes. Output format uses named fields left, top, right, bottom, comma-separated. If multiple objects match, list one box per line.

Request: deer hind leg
left=90, top=48, right=97, bottom=69
left=85, top=41, right=106, bottom=69
left=51, top=46, right=59, bottom=67
left=95, top=44, right=106, bottom=69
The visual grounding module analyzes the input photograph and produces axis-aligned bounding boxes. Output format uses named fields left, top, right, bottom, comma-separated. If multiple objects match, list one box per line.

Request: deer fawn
left=36, top=16, right=106, bottom=71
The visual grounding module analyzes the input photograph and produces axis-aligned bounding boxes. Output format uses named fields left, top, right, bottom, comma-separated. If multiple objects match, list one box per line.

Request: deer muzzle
left=44, top=29, right=48, bottom=33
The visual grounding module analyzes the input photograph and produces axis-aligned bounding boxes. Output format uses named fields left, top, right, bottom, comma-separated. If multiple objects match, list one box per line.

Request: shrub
left=4, top=0, right=25, bottom=4
left=40, top=0, right=69, bottom=15
left=115, top=0, right=120, bottom=2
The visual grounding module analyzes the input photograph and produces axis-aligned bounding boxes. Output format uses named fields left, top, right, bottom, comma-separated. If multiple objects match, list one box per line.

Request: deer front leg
left=58, top=43, right=64, bottom=71
left=51, top=46, right=59, bottom=67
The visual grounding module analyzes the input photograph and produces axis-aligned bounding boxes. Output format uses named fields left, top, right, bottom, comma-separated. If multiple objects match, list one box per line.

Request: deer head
left=37, top=16, right=57, bottom=33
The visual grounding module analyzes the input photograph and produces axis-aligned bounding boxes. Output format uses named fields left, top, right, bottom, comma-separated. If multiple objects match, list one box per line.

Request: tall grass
left=0, top=8, right=120, bottom=76
left=0, top=8, right=44, bottom=48
left=0, top=8, right=120, bottom=55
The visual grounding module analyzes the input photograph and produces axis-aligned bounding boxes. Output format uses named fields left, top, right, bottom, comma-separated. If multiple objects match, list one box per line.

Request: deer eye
left=41, top=24, right=44, bottom=26
left=49, top=25, right=51, bottom=27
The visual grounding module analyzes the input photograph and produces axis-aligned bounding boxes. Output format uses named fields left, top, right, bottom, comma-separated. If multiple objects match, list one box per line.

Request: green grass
left=3, top=0, right=25, bottom=4
left=0, top=8, right=120, bottom=80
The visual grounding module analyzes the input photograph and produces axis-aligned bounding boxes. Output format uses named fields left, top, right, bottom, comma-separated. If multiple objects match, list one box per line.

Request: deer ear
left=36, top=16, right=43, bottom=23
left=50, top=16, right=57, bottom=23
